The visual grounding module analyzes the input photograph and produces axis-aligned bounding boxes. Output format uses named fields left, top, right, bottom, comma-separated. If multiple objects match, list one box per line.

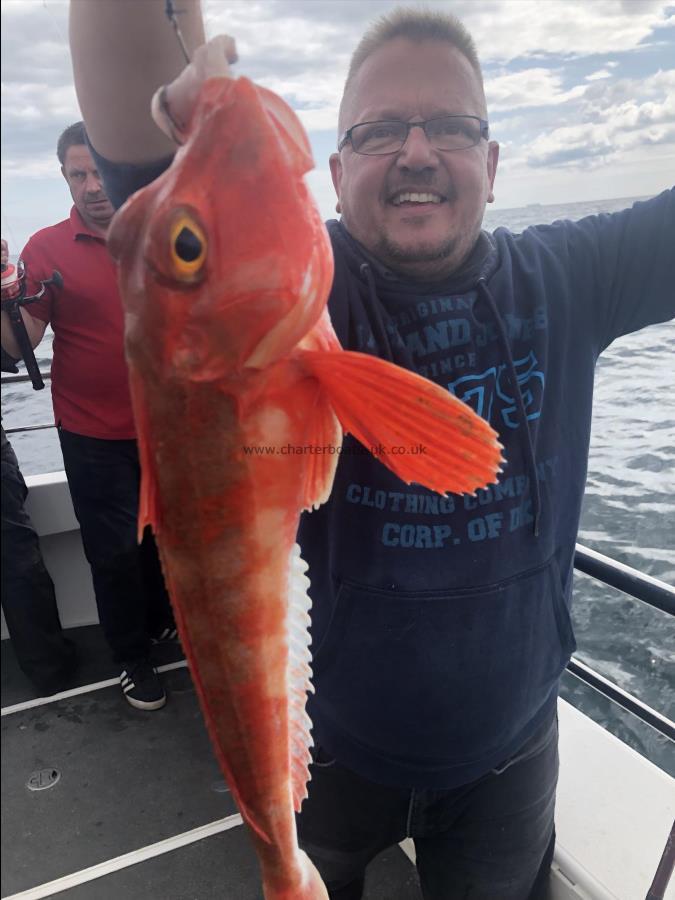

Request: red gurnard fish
left=108, top=75, right=503, bottom=899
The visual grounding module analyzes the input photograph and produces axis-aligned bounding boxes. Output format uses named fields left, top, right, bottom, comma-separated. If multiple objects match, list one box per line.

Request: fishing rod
left=165, top=0, right=191, bottom=64
left=1, top=260, right=62, bottom=390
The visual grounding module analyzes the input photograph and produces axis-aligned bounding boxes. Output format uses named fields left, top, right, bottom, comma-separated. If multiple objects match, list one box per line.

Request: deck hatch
left=26, top=768, right=61, bottom=791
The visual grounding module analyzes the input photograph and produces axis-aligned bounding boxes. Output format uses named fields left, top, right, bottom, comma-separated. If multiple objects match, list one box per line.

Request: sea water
left=2, top=194, right=674, bottom=773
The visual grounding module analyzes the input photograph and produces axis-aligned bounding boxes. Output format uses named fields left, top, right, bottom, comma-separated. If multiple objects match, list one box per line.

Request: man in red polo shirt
left=0, top=122, right=174, bottom=710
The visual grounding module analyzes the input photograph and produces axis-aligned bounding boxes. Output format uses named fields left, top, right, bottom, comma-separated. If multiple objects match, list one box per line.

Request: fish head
left=109, top=76, right=334, bottom=381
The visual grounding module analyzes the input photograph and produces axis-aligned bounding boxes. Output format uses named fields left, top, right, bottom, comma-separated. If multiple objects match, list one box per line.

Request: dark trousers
left=298, top=710, right=558, bottom=900
left=1, top=425, right=76, bottom=691
left=58, top=428, right=172, bottom=663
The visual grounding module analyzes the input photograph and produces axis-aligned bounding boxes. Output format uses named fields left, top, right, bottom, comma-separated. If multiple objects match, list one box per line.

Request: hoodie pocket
left=311, top=556, right=575, bottom=767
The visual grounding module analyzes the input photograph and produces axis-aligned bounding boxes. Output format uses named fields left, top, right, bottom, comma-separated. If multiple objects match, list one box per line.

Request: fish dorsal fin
left=255, top=84, right=314, bottom=175
left=287, top=544, right=315, bottom=812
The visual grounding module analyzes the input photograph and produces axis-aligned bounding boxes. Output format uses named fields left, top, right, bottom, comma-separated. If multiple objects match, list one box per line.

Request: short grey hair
left=339, top=7, right=484, bottom=129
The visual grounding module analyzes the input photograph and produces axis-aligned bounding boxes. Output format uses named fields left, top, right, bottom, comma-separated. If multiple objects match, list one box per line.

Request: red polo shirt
left=21, top=207, right=136, bottom=440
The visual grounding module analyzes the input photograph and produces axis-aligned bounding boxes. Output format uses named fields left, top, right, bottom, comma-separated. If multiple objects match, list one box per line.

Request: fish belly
left=146, top=379, right=327, bottom=895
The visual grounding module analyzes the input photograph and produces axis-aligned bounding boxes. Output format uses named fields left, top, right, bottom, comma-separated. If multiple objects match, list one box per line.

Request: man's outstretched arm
left=69, top=0, right=206, bottom=164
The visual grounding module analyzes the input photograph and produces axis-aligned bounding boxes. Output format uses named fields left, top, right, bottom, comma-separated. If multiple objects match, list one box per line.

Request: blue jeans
left=297, top=708, right=558, bottom=899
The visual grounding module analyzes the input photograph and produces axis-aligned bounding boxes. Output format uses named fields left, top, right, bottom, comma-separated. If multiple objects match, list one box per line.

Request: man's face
left=61, top=145, right=115, bottom=232
left=330, top=39, right=499, bottom=280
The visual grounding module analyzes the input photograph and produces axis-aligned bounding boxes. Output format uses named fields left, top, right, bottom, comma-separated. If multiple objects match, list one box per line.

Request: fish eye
left=169, top=214, right=207, bottom=279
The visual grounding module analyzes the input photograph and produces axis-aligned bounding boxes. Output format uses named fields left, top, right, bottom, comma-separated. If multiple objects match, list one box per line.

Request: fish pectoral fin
left=128, top=368, right=161, bottom=540
left=300, top=350, right=504, bottom=496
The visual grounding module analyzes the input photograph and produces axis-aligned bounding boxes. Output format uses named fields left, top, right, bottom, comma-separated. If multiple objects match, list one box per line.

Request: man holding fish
left=69, top=1, right=674, bottom=898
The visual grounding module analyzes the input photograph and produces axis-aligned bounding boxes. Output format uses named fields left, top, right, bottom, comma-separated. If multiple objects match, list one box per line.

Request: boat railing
left=3, top=370, right=675, bottom=744
left=2, top=372, right=52, bottom=385
left=2, top=371, right=53, bottom=433
left=570, top=544, right=675, bottom=741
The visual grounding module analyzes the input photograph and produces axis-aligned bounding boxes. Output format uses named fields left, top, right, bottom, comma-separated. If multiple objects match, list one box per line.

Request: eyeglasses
left=338, top=115, right=489, bottom=155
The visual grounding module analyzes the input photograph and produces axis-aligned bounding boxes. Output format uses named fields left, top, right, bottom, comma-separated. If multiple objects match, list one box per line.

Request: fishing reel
left=1, top=260, right=63, bottom=390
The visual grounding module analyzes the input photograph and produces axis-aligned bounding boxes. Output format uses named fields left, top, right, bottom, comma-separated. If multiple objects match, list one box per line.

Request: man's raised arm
left=68, top=0, right=206, bottom=164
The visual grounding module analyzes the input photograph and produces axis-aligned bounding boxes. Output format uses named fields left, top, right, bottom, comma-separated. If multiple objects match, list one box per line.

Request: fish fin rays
left=287, top=544, right=315, bottom=813
left=128, top=368, right=161, bottom=540
left=300, top=394, right=341, bottom=513
left=300, top=350, right=504, bottom=496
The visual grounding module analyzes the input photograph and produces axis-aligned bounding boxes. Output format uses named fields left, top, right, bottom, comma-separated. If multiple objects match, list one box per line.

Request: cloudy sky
left=1, top=0, right=674, bottom=254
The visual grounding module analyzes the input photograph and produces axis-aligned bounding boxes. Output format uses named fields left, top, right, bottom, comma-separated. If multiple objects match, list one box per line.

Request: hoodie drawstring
left=358, top=262, right=396, bottom=362
left=477, top=278, right=541, bottom=537
left=328, top=221, right=540, bottom=537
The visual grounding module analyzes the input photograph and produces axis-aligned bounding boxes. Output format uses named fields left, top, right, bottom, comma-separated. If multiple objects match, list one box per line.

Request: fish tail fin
left=300, top=349, right=504, bottom=495
left=262, top=850, right=328, bottom=899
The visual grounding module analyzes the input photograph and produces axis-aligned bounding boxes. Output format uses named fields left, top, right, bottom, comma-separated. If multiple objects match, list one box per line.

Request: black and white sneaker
left=120, top=659, right=166, bottom=710
left=150, top=625, right=179, bottom=644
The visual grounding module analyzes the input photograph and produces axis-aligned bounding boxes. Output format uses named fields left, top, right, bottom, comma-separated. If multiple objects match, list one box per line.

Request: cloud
left=1, top=2, right=77, bottom=177
left=583, top=68, right=675, bottom=111
left=232, top=0, right=673, bottom=65
left=462, top=0, right=672, bottom=62
left=526, top=86, right=675, bottom=167
left=1, top=156, right=59, bottom=179
left=1, top=0, right=674, bottom=231
left=586, top=69, right=615, bottom=82
left=200, top=0, right=673, bottom=75
left=1, top=81, right=79, bottom=123
left=486, top=68, right=587, bottom=112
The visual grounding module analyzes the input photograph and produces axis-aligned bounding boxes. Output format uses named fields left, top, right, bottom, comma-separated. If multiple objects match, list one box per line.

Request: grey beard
left=375, top=233, right=460, bottom=266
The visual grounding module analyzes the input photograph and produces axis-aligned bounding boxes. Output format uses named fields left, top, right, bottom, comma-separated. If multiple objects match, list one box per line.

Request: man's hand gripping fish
left=108, top=68, right=504, bottom=900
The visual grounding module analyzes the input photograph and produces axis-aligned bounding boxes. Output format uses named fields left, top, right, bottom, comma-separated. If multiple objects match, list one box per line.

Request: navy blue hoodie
left=96, top=148, right=674, bottom=788
left=298, top=191, right=675, bottom=788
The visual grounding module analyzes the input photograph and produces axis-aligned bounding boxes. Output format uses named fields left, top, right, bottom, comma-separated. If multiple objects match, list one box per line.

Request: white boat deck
left=555, top=701, right=673, bottom=899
